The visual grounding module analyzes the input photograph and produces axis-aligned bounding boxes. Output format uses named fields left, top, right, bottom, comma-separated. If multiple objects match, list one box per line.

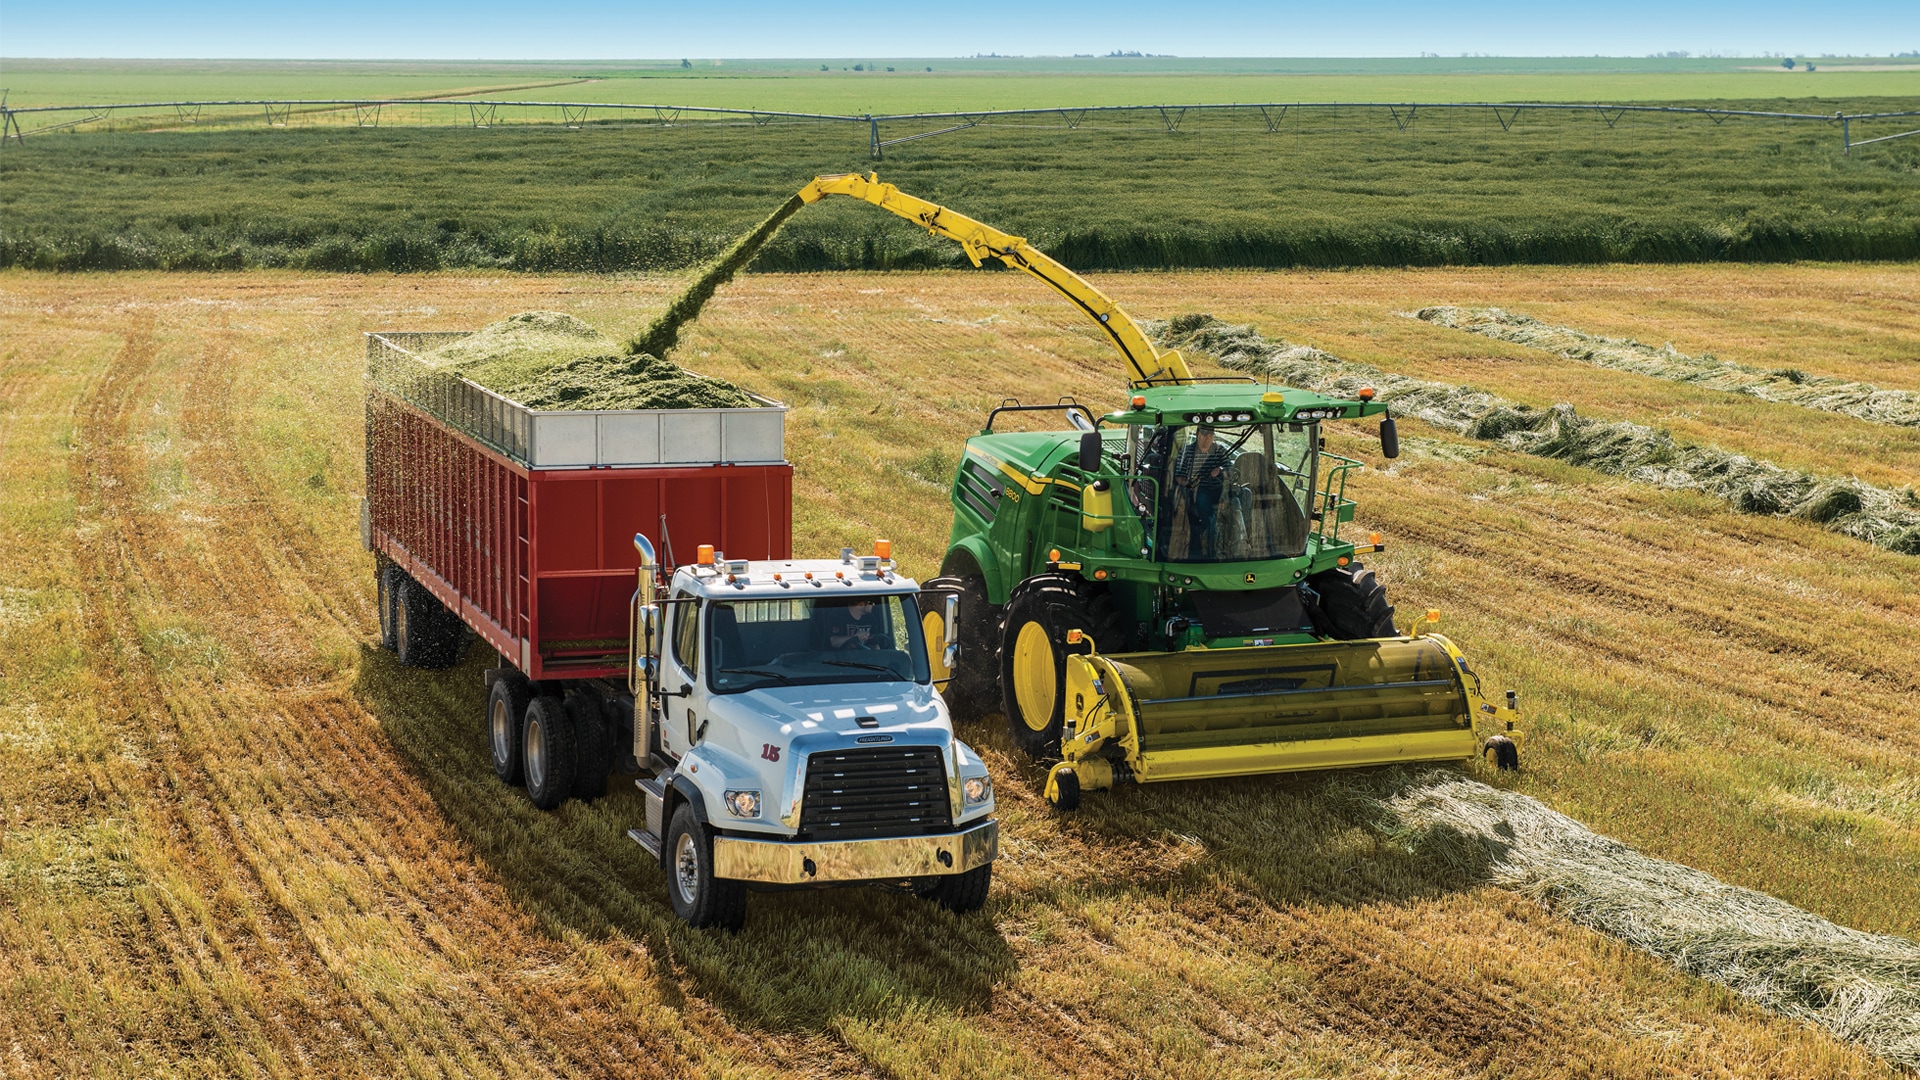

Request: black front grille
left=798, top=746, right=952, bottom=841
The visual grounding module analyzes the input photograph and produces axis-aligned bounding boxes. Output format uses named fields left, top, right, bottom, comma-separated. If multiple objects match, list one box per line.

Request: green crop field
left=5, top=97, right=1918, bottom=273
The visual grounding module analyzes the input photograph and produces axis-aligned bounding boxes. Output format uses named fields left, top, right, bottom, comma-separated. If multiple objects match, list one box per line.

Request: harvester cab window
left=707, top=594, right=932, bottom=693
left=1152, top=422, right=1314, bottom=562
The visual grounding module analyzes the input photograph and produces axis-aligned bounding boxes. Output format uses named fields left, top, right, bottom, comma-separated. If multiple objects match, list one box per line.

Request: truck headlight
left=723, top=790, right=761, bottom=818
left=963, top=776, right=992, bottom=805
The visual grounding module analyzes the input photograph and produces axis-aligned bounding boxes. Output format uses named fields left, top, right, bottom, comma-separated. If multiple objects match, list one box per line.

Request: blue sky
left=2, top=1, right=1915, bottom=59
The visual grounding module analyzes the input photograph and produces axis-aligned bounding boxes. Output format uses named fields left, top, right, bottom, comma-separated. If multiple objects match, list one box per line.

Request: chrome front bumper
left=711, top=820, right=997, bottom=884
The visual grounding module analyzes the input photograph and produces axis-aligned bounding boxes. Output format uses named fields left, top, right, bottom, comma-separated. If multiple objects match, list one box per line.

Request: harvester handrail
left=798, top=172, right=1194, bottom=389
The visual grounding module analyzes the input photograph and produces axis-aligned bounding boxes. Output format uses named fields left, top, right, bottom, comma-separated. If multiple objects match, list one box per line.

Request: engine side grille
left=797, top=746, right=952, bottom=842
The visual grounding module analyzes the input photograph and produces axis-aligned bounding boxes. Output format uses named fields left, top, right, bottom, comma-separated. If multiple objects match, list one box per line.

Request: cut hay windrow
left=1152, top=314, right=1920, bottom=555
left=1383, top=774, right=1920, bottom=1066
left=1411, top=306, right=1920, bottom=428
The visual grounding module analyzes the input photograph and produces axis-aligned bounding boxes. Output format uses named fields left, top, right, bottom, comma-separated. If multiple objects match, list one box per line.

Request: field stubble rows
left=0, top=264, right=1915, bottom=1077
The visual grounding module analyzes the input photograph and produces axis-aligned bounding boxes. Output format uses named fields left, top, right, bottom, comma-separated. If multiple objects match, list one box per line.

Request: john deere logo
left=1244, top=573, right=1257, bottom=584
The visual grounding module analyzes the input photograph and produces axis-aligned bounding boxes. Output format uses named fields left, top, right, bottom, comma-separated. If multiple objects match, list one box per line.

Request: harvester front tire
left=666, top=804, right=747, bottom=931
left=999, top=582, right=1079, bottom=758
left=1307, top=564, right=1398, bottom=640
left=922, top=863, right=992, bottom=914
left=923, top=574, right=998, bottom=723
left=1484, top=735, right=1520, bottom=772
left=488, top=673, right=532, bottom=786
left=522, top=696, right=577, bottom=811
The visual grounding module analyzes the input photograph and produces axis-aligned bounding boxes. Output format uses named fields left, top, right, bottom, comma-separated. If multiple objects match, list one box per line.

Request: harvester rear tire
left=1306, top=563, right=1398, bottom=640
left=921, top=863, right=992, bottom=914
left=522, top=696, right=576, bottom=811
left=488, top=673, right=532, bottom=786
left=666, top=804, right=747, bottom=931
left=568, top=690, right=611, bottom=802
left=923, top=574, right=998, bottom=723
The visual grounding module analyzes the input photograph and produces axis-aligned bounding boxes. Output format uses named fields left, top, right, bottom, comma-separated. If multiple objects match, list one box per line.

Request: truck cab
left=628, top=540, right=998, bottom=929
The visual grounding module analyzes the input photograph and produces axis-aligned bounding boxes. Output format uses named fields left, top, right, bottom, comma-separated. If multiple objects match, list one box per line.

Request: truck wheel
left=923, top=574, right=998, bottom=723
left=1306, top=563, right=1398, bottom=640
left=921, top=863, right=992, bottom=914
left=998, top=579, right=1082, bottom=758
left=487, top=673, right=532, bottom=786
left=376, top=563, right=401, bottom=652
left=567, top=690, right=610, bottom=802
left=396, top=576, right=467, bottom=668
left=665, top=804, right=747, bottom=931
left=522, top=696, right=576, bottom=811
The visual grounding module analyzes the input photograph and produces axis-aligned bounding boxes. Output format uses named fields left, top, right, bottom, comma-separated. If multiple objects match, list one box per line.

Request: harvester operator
left=1173, top=425, right=1231, bottom=559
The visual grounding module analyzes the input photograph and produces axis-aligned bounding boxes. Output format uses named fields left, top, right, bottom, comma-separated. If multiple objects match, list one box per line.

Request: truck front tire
left=665, top=804, right=747, bottom=930
left=920, top=862, right=992, bottom=914
left=522, top=696, right=577, bottom=810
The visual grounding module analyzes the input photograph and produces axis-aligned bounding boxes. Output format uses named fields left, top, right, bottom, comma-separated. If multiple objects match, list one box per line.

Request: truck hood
left=721, top=681, right=948, bottom=737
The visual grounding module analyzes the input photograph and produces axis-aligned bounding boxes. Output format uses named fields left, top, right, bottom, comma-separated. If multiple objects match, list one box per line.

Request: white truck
left=624, top=536, right=998, bottom=930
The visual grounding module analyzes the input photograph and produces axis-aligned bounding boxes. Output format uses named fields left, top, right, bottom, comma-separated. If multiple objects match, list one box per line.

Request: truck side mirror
left=1380, top=416, right=1400, bottom=459
left=1078, top=430, right=1103, bottom=473
left=943, top=594, right=960, bottom=648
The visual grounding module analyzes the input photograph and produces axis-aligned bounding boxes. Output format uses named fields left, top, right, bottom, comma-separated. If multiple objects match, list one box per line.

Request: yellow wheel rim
left=922, top=611, right=950, bottom=683
left=1012, top=620, right=1057, bottom=732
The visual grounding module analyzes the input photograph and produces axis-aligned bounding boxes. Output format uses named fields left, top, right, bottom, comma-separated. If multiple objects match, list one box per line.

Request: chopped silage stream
left=1412, top=306, right=1920, bottom=428
left=1384, top=774, right=1920, bottom=1066
left=1150, top=315, right=1920, bottom=555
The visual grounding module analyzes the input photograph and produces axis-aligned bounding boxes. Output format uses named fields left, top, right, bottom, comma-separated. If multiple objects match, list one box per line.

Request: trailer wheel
left=376, top=564, right=401, bottom=652
left=487, top=673, right=532, bottom=786
left=923, top=574, right=998, bottom=723
left=522, top=696, right=577, bottom=811
left=1306, top=563, right=1398, bottom=640
left=567, top=690, right=610, bottom=802
left=395, top=576, right=469, bottom=668
left=665, top=804, right=747, bottom=931
left=920, top=863, right=992, bottom=914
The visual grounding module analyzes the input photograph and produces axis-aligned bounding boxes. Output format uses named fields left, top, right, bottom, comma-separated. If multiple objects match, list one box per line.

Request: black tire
left=1484, top=735, right=1520, bottom=772
left=522, top=696, right=576, bottom=811
left=920, top=862, right=992, bottom=914
left=922, top=573, right=999, bottom=722
left=487, top=672, right=532, bottom=786
left=376, top=563, right=401, bottom=652
left=567, top=690, right=610, bottom=801
left=1306, top=563, right=1399, bottom=640
left=665, top=803, right=747, bottom=930
left=395, top=575, right=469, bottom=668
left=996, top=577, right=1123, bottom=759
left=1049, top=767, right=1081, bottom=811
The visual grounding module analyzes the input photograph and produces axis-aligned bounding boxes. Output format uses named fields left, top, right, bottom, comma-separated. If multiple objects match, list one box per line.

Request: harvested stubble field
left=2, top=262, right=1918, bottom=1078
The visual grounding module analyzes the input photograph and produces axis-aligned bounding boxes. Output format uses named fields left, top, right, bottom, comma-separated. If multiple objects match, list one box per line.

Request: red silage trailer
left=362, top=330, right=791, bottom=799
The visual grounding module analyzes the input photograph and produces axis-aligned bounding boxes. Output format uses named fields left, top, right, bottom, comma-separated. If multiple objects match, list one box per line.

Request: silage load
left=1413, top=306, right=1920, bottom=428
left=422, top=311, right=755, bottom=411
left=1150, top=314, right=1920, bottom=554
left=1385, top=774, right=1920, bottom=1066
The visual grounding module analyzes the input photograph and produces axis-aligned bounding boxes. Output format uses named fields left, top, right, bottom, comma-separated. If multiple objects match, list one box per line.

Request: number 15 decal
left=761, top=744, right=781, bottom=762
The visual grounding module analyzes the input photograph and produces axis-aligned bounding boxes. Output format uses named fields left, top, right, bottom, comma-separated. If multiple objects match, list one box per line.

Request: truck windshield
left=1135, top=422, right=1314, bottom=562
left=706, top=593, right=932, bottom=694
